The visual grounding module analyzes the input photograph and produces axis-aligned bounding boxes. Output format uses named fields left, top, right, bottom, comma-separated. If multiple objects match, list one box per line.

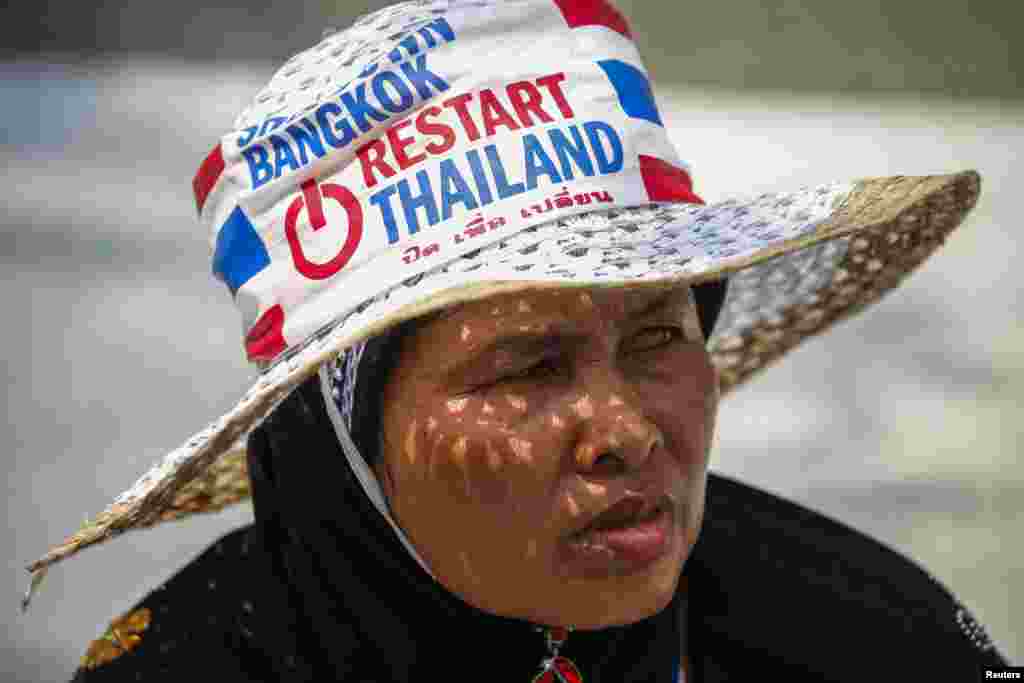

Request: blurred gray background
left=3, top=0, right=1021, bottom=679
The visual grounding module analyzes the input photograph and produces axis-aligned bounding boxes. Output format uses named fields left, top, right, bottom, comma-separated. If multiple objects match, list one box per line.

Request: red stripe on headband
left=193, top=144, right=225, bottom=214
left=639, top=155, right=704, bottom=205
left=552, top=0, right=632, bottom=37
left=245, top=304, right=287, bottom=362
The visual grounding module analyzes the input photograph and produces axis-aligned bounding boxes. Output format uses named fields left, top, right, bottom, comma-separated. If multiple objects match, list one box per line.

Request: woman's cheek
left=642, top=385, right=714, bottom=466
left=405, top=410, right=510, bottom=508
left=462, top=438, right=516, bottom=506
left=404, top=391, right=570, bottom=522
left=469, top=430, right=562, bottom=513
left=420, top=429, right=477, bottom=502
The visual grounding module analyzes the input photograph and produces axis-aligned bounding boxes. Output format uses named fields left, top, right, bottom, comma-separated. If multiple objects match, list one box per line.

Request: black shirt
left=70, top=472, right=1010, bottom=682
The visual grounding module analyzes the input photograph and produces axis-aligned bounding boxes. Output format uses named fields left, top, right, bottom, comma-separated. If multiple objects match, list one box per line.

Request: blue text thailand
left=369, top=120, right=625, bottom=244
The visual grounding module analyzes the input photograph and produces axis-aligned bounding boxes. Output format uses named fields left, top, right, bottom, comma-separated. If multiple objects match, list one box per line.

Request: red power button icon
left=285, top=178, right=363, bottom=280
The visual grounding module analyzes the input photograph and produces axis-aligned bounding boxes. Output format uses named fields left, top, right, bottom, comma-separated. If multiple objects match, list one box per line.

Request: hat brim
left=23, top=171, right=980, bottom=608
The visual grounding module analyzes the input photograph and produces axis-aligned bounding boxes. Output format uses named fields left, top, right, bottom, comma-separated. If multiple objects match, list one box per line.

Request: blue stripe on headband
left=597, top=59, right=663, bottom=127
left=212, top=206, right=271, bottom=295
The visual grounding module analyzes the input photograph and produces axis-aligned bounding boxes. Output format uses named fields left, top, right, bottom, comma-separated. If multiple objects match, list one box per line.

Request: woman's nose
left=571, top=388, right=664, bottom=476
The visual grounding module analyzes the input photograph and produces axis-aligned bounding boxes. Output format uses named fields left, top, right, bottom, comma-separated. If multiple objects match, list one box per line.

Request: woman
left=26, top=1, right=1009, bottom=680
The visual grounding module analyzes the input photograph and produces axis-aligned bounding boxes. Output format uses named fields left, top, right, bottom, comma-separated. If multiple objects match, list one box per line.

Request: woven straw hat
left=24, top=0, right=981, bottom=608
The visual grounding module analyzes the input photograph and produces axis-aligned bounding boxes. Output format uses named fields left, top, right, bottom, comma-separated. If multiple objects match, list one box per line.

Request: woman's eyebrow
left=440, top=328, right=574, bottom=377
left=627, top=291, right=677, bottom=320
left=623, top=290, right=696, bottom=325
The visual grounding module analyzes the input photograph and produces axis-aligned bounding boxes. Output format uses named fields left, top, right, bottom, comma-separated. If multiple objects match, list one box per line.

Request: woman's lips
left=561, top=497, right=677, bottom=575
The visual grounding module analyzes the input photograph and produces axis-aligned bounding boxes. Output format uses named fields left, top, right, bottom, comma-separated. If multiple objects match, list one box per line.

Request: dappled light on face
left=424, top=432, right=474, bottom=499
left=404, top=419, right=419, bottom=466
left=571, top=395, right=594, bottom=419
left=576, top=443, right=597, bottom=467
left=505, top=394, right=527, bottom=412
left=508, top=437, right=534, bottom=464
left=565, top=494, right=581, bottom=518
left=452, top=436, right=469, bottom=465
left=446, top=397, right=468, bottom=414
left=453, top=436, right=474, bottom=497
left=427, top=431, right=447, bottom=479
left=626, top=420, right=649, bottom=440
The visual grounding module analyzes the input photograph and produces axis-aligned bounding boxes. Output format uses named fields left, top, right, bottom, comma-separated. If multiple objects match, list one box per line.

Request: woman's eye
left=505, top=358, right=560, bottom=381
left=625, top=327, right=681, bottom=352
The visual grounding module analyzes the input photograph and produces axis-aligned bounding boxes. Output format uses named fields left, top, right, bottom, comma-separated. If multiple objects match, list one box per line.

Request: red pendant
left=532, top=656, right=584, bottom=683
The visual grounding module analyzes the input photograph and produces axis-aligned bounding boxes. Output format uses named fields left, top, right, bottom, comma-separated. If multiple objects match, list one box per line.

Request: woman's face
left=376, top=285, right=719, bottom=629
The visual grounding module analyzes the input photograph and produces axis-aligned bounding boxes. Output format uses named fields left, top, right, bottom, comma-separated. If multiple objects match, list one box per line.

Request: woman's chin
left=569, top=553, right=686, bottom=629
left=499, top=537, right=688, bottom=630
left=567, top=586, right=681, bottom=630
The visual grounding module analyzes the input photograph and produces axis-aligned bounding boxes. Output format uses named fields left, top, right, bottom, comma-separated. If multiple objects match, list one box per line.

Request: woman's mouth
left=561, top=494, right=677, bottom=576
